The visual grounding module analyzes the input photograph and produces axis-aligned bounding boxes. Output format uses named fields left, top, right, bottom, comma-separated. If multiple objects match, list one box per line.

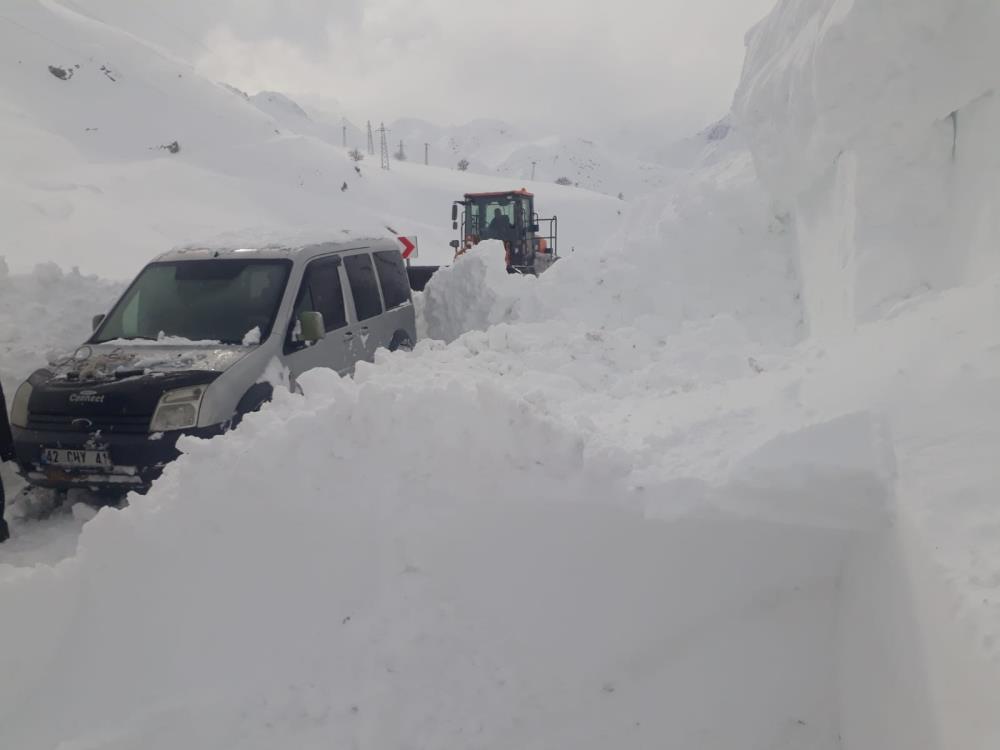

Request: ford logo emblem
left=71, top=418, right=94, bottom=430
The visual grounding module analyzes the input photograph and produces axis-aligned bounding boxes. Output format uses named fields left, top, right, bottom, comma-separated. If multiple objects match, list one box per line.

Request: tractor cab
left=450, top=189, right=558, bottom=274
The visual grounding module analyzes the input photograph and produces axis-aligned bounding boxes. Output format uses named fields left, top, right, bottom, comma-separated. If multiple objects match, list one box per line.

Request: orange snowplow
left=405, top=189, right=559, bottom=291
left=449, top=189, right=558, bottom=275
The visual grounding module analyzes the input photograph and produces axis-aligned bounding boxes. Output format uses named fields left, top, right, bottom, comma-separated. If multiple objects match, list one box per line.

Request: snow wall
left=735, top=0, right=1000, bottom=336
left=735, top=1, right=1000, bottom=747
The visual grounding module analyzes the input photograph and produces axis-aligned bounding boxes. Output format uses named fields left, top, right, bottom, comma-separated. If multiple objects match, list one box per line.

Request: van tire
left=389, top=331, right=413, bottom=352
left=231, top=382, right=275, bottom=428
left=0, top=481, right=8, bottom=543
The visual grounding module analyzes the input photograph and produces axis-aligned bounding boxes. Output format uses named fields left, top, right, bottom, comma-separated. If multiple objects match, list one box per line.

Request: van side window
left=373, top=250, right=411, bottom=310
left=344, top=253, right=384, bottom=322
left=293, top=258, right=347, bottom=334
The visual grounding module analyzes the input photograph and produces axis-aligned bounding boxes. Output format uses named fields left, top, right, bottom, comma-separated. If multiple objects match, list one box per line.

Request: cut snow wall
left=734, top=0, right=1000, bottom=334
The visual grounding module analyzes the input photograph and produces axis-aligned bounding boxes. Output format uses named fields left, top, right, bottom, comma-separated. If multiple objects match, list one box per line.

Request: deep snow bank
left=5, top=266, right=996, bottom=749
left=0, top=263, right=121, bottom=557
left=735, top=0, right=1000, bottom=334
left=0, top=359, right=894, bottom=749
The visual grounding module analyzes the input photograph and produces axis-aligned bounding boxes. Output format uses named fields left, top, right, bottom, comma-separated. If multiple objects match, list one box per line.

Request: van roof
left=154, top=235, right=398, bottom=264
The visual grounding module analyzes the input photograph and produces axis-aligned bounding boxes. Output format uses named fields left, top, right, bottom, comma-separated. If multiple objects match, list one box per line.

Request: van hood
left=46, top=343, right=252, bottom=383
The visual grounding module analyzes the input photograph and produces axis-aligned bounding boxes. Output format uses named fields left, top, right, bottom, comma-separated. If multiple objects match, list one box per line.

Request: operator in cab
left=487, top=208, right=513, bottom=241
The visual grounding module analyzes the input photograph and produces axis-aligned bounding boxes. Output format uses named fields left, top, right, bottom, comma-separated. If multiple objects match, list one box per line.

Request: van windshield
left=93, top=260, right=292, bottom=345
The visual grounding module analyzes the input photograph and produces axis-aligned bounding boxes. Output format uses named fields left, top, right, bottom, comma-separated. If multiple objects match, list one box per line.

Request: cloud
left=84, top=0, right=778, bottom=139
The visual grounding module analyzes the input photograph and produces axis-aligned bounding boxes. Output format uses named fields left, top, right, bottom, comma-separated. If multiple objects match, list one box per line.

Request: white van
left=9, top=237, right=417, bottom=493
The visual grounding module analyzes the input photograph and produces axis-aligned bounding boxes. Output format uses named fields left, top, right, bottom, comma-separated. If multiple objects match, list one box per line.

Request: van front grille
left=27, top=413, right=152, bottom=434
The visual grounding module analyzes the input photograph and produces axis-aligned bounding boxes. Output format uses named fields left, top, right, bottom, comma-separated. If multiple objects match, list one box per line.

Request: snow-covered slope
left=0, top=0, right=623, bottom=278
left=371, top=114, right=677, bottom=198
left=249, top=90, right=365, bottom=147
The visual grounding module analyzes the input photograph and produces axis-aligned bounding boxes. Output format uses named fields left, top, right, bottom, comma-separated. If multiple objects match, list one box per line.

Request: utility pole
left=367, top=120, right=375, bottom=156
left=378, top=122, right=390, bottom=170
left=531, top=160, right=537, bottom=180
left=424, top=142, right=429, bottom=165
left=341, top=120, right=347, bottom=148
left=398, top=140, right=405, bottom=161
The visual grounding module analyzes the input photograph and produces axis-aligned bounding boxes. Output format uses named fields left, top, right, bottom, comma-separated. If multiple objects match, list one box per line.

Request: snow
left=2, top=0, right=999, bottom=748
left=241, top=327, right=261, bottom=347
left=0, top=364, right=873, bottom=749
left=386, top=115, right=684, bottom=198
left=98, top=336, right=224, bottom=347
left=0, top=0, right=624, bottom=278
left=0, top=263, right=123, bottom=395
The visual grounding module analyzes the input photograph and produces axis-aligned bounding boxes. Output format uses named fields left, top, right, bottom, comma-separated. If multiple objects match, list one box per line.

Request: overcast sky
left=90, top=0, right=777, bottom=141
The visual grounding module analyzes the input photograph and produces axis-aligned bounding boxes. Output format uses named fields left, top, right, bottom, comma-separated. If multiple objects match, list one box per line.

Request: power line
left=378, top=122, right=390, bottom=170
left=367, top=120, right=375, bottom=156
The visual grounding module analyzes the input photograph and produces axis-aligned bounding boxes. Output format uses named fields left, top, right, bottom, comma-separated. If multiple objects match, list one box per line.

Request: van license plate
left=42, top=449, right=112, bottom=468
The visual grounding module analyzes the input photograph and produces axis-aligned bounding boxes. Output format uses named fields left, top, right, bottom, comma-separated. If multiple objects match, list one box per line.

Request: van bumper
left=12, top=424, right=226, bottom=493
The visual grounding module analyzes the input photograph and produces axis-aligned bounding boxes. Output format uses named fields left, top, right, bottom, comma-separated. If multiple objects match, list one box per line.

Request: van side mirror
left=452, top=221, right=458, bottom=230
left=529, top=224, right=540, bottom=233
left=92, top=314, right=105, bottom=331
left=299, top=312, right=325, bottom=343
left=449, top=240, right=461, bottom=249
left=451, top=204, right=458, bottom=222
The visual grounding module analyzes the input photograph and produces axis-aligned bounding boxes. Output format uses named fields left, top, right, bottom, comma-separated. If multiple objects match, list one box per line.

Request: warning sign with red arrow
left=397, top=235, right=417, bottom=260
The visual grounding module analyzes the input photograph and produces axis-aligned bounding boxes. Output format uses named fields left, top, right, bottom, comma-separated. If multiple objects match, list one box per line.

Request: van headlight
left=150, top=386, right=206, bottom=432
left=10, top=381, right=33, bottom=428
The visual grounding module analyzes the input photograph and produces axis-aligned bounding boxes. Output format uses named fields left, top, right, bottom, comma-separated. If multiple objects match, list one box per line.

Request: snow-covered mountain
left=249, top=90, right=366, bottom=148
left=284, top=107, right=685, bottom=199
left=10, top=0, right=726, bottom=202
left=0, top=1, right=622, bottom=278
left=381, top=115, right=682, bottom=197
